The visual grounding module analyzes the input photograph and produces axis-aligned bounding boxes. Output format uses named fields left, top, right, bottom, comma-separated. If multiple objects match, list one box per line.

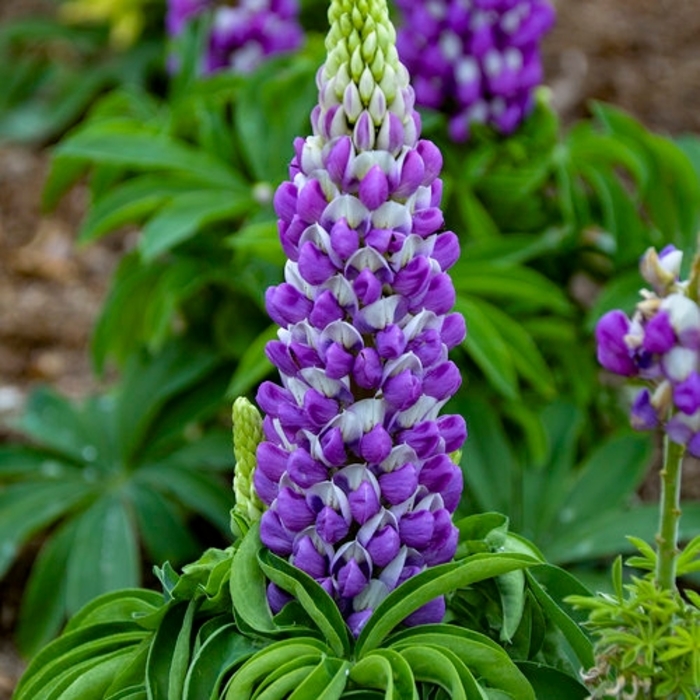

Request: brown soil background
left=1, top=0, right=700, bottom=695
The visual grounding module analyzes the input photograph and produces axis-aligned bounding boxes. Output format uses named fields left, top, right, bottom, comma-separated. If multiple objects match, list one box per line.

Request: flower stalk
left=655, top=435, right=684, bottom=591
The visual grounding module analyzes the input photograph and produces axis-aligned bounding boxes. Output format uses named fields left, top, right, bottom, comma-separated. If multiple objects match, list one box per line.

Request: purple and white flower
left=596, top=246, right=700, bottom=456
left=394, top=0, right=555, bottom=141
left=255, top=0, right=468, bottom=635
left=166, top=0, right=303, bottom=75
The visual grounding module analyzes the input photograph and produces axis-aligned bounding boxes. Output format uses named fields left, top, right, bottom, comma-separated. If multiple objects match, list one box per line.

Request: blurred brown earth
left=1, top=0, right=699, bottom=695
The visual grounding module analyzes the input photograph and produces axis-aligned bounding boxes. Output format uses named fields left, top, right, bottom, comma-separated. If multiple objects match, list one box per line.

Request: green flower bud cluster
left=232, top=397, right=265, bottom=526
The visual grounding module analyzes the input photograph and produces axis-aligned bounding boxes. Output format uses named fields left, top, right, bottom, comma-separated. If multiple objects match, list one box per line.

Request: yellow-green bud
left=232, top=397, right=265, bottom=526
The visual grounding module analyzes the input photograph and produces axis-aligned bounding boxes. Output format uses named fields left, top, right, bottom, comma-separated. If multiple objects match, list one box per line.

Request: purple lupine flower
left=166, top=0, right=303, bottom=75
left=394, top=0, right=555, bottom=141
left=256, top=0, right=468, bottom=635
left=596, top=246, right=700, bottom=456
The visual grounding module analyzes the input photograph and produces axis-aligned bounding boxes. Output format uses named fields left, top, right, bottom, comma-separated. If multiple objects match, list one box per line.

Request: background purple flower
left=166, top=0, right=303, bottom=75
left=394, top=0, right=555, bottom=141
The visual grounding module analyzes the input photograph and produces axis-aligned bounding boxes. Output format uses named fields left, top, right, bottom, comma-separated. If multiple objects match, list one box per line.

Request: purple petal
left=297, top=179, right=328, bottom=223
left=422, top=273, right=455, bottom=315
left=354, top=269, right=383, bottom=306
left=320, top=427, right=347, bottom=466
left=277, top=487, right=316, bottom=532
left=423, top=509, right=458, bottom=566
left=267, top=582, right=292, bottom=615
left=298, top=241, right=337, bottom=285
left=310, top=289, right=344, bottom=328
left=643, top=311, right=676, bottom=354
left=416, top=140, right=443, bottom=185
left=293, top=535, right=328, bottom=579
left=330, top=218, right=360, bottom=260
left=383, top=370, right=421, bottom=410
left=674, top=372, right=700, bottom=415
left=316, top=506, right=350, bottom=544
left=419, top=454, right=455, bottom=492
left=260, top=510, right=293, bottom=556
left=400, top=421, right=441, bottom=459
left=394, top=149, right=425, bottom=199
left=265, top=283, right=312, bottom=326
left=399, top=510, right=435, bottom=549
left=325, top=136, right=353, bottom=184
left=348, top=481, right=380, bottom=524
left=337, top=559, right=368, bottom=598
left=393, top=256, right=432, bottom=297
left=304, top=389, right=339, bottom=428
left=631, top=389, right=659, bottom=431
left=273, top=181, right=298, bottom=221
left=441, top=312, right=467, bottom=348
left=423, top=361, right=462, bottom=400
left=353, top=347, right=383, bottom=390
left=437, top=414, right=467, bottom=453
left=254, top=467, right=279, bottom=505
left=409, top=328, right=442, bottom=367
left=359, top=165, right=390, bottom=211
left=256, top=441, right=289, bottom=483
left=432, top=232, right=460, bottom=271
left=376, top=324, right=407, bottom=359
left=412, top=208, right=444, bottom=237
left=379, top=463, right=419, bottom=505
left=347, top=609, right=373, bottom=637
left=367, top=526, right=401, bottom=567
left=359, top=424, right=393, bottom=463
left=288, top=448, right=328, bottom=488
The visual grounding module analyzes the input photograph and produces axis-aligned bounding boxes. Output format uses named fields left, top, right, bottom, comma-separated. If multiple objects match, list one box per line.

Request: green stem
left=654, top=436, right=685, bottom=591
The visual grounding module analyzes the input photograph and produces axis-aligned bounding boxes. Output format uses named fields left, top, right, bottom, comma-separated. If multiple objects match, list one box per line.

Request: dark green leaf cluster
left=569, top=544, right=700, bottom=699
left=0, top=340, right=234, bottom=657
left=14, top=514, right=591, bottom=699
left=0, top=16, right=164, bottom=145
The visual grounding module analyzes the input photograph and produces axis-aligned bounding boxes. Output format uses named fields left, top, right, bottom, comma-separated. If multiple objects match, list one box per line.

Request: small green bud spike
left=231, top=397, right=265, bottom=528
left=325, top=0, right=401, bottom=105
left=449, top=449, right=462, bottom=468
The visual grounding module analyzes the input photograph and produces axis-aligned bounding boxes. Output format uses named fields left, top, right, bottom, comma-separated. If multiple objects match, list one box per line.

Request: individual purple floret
left=596, top=246, right=700, bottom=456
left=166, top=0, right=303, bottom=75
left=394, top=0, right=555, bottom=141
left=256, top=0, right=468, bottom=635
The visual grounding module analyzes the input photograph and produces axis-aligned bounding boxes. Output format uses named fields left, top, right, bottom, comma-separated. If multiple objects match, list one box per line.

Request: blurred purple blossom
left=394, top=0, right=555, bottom=141
left=166, top=0, right=303, bottom=74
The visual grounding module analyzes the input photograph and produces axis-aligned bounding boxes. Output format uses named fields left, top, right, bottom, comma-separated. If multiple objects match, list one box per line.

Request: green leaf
left=287, top=657, right=351, bottom=700
left=356, top=553, right=536, bottom=656
left=115, top=340, right=220, bottom=464
left=183, top=624, right=259, bottom=700
left=223, top=638, right=328, bottom=699
left=65, top=494, right=140, bottom=615
left=258, top=549, right=352, bottom=657
left=349, top=650, right=416, bottom=699
left=516, top=662, right=587, bottom=699
left=389, top=626, right=534, bottom=700
left=455, top=297, right=518, bottom=400
left=229, top=523, right=277, bottom=636
left=525, top=565, right=594, bottom=670
left=0, top=479, right=94, bottom=578
left=52, top=121, right=243, bottom=189
left=556, top=432, right=652, bottom=533
left=78, top=175, right=203, bottom=244
left=16, top=518, right=78, bottom=657
left=139, top=188, right=255, bottom=261
left=398, top=646, right=469, bottom=700
left=65, top=589, right=164, bottom=632
left=145, top=601, right=194, bottom=700
left=226, top=324, right=276, bottom=398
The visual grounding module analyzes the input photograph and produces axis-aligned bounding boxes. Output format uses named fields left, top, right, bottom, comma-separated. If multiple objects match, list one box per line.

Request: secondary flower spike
left=596, top=246, right=700, bottom=456
left=166, top=0, right=303, bottom=74
left=256, top=0, right=468, bottom=636
left=395, top=0, right=555, bottom=141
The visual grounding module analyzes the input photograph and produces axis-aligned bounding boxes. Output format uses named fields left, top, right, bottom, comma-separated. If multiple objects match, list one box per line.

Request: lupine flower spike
left=166, top=0, right=304, bottom=74
left=596, top=246, right=700, bottom=455
left=395, top=0, right=555, bottom=141
left=255, top=0, right=468, bottom=636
